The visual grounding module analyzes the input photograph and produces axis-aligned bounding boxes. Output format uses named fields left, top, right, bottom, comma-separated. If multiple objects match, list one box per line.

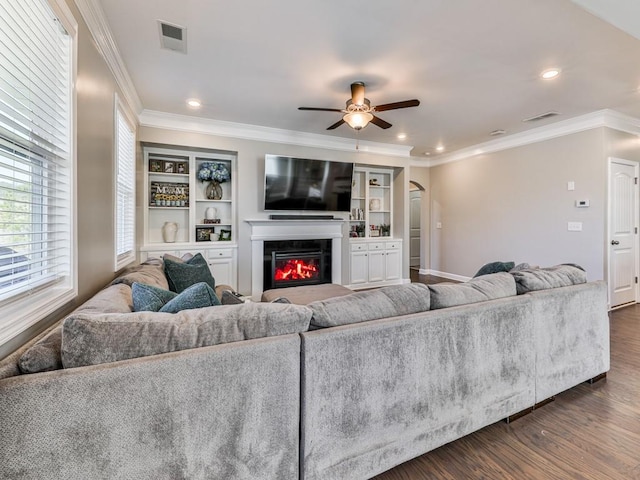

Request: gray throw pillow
left=308, top=283, right=431, bottom=328
left=510, top=264, right=587, bottom=294
left=474, top=261, right=515, bottom=277
left=18, top=283, right=133, bottom=374
left=61, top=303, right=313, bottom=368
left=163, top=253, right=215, bottom=293
left=428, top=272, right=517, bottom=309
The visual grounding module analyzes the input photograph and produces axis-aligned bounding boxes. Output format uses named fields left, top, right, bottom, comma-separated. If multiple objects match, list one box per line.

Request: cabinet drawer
left=351, top=243, right=367, bottom=252
left=385, top=241, right=401, bottom=250
left=207, top=248, right=233, bottom=259
left=368, top=242, right=385, bottom=251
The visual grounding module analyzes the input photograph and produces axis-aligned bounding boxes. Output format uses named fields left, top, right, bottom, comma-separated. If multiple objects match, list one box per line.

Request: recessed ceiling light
left=424, top=152, right=431, bottom=156
left=397, top=133, right=407, bottom=140
left=541, top=68, right=561, bottom=79
left=436, top=145, right=445, bottom=152
left=187, top=98, right=201, bottom=108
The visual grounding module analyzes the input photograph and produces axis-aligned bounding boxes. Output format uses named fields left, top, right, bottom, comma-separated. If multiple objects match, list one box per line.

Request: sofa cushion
left=511, top=264, right=587, bottom=294
left=18, top=283, right=133, bottom=374
left=308, top=283, right=431, bottom=328
left=429, top=272, right=516, bottom=309
left=261, top=283, right=352, bottom=304
left=163, top=253, right=215, bottom=293
left=111, top=263, right=169, bottom=290
left=474, top=261, right=515, bottom=277
left=61, top=302, right=312, bottom=368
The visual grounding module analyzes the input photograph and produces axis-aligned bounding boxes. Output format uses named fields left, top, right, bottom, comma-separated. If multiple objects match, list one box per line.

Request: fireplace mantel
left=246, top=219, right=344, bottom=297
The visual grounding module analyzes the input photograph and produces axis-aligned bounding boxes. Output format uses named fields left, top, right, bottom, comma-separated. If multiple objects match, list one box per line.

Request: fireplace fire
left=263, top=239, right=332, bottom=290
left=274, top=257, right=320, bottom=282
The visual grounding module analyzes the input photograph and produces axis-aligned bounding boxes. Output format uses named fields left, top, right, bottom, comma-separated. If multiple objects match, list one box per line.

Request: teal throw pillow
left=132, top=282, right=177, bottom=312
left=160, top=282, right=221, bottom=313
left=164, top=253, right=216, bottom=293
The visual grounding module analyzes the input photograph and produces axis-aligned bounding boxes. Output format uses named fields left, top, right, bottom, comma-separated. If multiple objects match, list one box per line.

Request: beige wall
left=0, top=0, right=133, bottom=359
left=429, top=128, right=612, bottom=280
left=138, top=127, right=412, bottom=294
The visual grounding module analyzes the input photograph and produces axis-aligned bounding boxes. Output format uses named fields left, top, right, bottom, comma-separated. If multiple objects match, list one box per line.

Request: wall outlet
left=568, top=221, right=583, bottom=231
left=436, top=222, right=442, bottom=229
left=567, top=181, right=575, bottom=191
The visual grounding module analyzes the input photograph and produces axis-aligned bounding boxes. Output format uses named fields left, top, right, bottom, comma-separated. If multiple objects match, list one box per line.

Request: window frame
left=0, top=0, right=78, bottom=346
left=114, top=94, right=137, bottom=271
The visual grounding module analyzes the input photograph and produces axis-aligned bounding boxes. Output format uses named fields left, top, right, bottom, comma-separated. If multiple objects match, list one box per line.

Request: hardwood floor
left=373, top=304, right=640, bottom=480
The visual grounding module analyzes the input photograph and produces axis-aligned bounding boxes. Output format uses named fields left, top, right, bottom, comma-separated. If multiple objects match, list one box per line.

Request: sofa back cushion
left=111, top=263, right=169, bottom=290
left=308, top=283, right=430, bottom=328
left=61, top=302, right=312, bottom=368
left=428, top=272, right=516, bottom=310
left=18, top=283, right=133, bottom=374
left=511, top=264, right=586, bottom=294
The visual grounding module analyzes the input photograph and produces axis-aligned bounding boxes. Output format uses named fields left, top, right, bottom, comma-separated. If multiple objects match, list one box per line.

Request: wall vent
left=158, top=21, right=187, bottom=54
left=522, top=111, right=560, bottom=122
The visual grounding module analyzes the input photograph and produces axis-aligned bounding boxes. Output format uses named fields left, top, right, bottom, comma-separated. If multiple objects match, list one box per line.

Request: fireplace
left=264, top=239, right=332, bottom=290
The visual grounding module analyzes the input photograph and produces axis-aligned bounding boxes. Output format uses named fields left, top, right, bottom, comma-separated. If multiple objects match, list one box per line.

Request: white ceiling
left=96, top=0, right=640, bottom=158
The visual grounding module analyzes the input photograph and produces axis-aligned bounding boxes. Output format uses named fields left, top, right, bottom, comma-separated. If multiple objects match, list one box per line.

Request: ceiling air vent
left=158, top=21, right=187, bottom=54
left=522, top=111, right=560, bottom=123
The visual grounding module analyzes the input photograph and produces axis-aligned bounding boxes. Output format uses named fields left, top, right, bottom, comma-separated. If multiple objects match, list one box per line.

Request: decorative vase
left=205, top=207, right=218, bottom=220
left=206, top=181, right=223, bottom=200
left=162, top=221, right=178, bottom=243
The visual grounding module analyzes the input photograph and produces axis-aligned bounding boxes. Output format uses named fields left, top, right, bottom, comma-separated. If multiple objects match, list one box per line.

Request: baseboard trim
left=425, top=270, right=471, bottom=282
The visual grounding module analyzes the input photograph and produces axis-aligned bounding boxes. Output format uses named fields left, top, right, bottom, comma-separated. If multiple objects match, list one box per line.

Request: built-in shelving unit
left=140, top=145, right=238, bottom=288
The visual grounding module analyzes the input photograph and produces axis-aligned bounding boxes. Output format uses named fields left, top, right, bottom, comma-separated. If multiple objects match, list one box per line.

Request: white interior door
left=410, top=190, right=421, bottom=267
left=608, top=158, right=638, bottom=308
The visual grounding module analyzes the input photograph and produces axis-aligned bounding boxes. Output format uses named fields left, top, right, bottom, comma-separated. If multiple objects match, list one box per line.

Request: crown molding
left=139, top=109, right=413, bottom=157
left=74, top=0, right=143, bottom=115
left=410, top=109, right=640, bottom=168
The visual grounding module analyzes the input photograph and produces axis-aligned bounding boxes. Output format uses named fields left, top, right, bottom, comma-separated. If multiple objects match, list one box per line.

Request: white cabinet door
left=350, top=251, right=369, bottom=284
left=368, top=250, right=385, bottom=282
left=209, top=259, right=233, bottom=287
left=385, top=249, right=401, bottom=281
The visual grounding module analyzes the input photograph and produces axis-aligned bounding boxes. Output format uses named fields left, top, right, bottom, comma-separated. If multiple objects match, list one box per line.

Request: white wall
left=137, top=127, right=412, bottom=294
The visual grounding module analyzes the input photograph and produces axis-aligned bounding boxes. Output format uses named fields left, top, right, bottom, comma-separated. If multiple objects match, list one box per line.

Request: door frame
left=607, top=157, right=639, bottom=309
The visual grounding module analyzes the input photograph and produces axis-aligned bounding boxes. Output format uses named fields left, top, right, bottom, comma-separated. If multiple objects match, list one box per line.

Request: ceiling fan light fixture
left=343, top=111, right=373, bottom=130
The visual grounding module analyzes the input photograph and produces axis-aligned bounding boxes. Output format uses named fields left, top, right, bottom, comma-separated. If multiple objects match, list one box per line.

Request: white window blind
left=0, top=1, right=73, bottom=305
left=115, top=104, right=135, bottom=270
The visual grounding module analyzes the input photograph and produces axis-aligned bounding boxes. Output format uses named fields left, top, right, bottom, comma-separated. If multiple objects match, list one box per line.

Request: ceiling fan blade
left=350, top=82, right=366, bottom=106
left=327, top=119, right=345, bottom=130
left=374, top=99, right=420, bottom=112
left=299, top=107, right=343, bottom=112
left=370, top=115, right=392, bottom=129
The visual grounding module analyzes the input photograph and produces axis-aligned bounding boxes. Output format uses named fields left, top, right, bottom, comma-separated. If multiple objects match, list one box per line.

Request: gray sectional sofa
left=0, top=264, right=609, bottom=480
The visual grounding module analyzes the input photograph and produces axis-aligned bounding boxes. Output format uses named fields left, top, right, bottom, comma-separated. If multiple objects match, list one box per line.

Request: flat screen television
left=264, top=155, right=354, bottom=212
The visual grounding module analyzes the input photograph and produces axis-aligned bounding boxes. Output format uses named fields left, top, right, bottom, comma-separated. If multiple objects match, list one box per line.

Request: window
left=114, top=98, right=136, bottom=270
left=0, top=0, right=76, bottom=344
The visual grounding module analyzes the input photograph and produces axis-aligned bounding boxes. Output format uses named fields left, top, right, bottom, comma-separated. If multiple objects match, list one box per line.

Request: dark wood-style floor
left=373, top=301, right=640, bottom=480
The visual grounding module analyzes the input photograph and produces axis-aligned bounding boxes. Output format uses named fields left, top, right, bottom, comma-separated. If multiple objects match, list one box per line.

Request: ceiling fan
left=298, top=81, right=420, bottom=131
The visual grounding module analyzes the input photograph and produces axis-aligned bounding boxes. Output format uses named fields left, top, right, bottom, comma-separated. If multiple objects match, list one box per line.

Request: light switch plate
left=568, top=221, right=582, bottom=231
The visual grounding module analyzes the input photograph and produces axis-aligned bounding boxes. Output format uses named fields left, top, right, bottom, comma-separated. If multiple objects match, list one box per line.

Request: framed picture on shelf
left=164, top=161, right=175, bottom=173
left=196, top=227, right=214, bottom=242
left=219, top=229, right=232, bottom=241
left=149, top=182, right=189, bottom=207
left=176, top=162, right=188, bottom=174
left=149, top=160, right=163, bottom=172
